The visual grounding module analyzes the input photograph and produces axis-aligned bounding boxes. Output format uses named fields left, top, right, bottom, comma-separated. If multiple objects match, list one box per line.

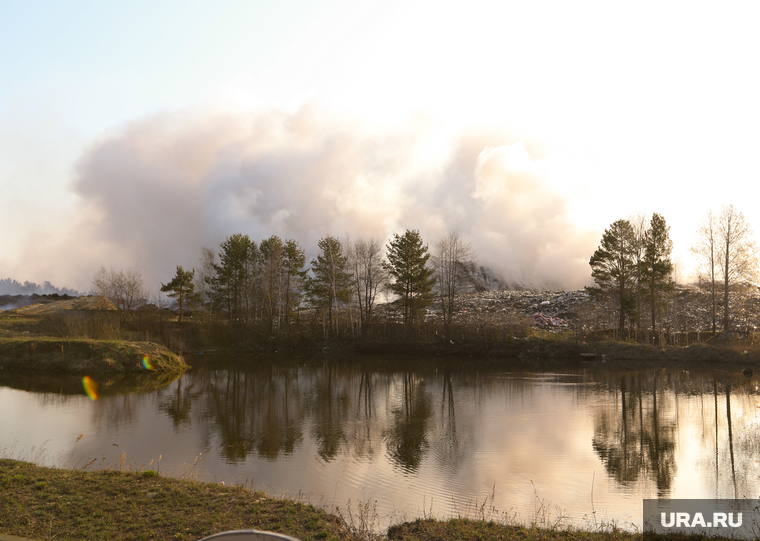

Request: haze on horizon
left=3, top=1, right=760, bottom=294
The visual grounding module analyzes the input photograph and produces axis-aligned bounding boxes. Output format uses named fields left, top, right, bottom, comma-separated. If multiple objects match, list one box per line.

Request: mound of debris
left=420, top=290, right=592, bottom=329
left=385, top=286, right=760, bottom=333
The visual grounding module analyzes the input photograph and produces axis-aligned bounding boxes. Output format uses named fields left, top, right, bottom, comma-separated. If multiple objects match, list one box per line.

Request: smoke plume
left=69, top=104, right=596, bottom=291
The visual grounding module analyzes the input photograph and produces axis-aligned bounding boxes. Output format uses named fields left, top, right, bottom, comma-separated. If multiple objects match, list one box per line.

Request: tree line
left=589, top=204, right=758, bottom=340
left=92, top=230, right=480, bottom=343
left=88, top=203, right=758, bottom=347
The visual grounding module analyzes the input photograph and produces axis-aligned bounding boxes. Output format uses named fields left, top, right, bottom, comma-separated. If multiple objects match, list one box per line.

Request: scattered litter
left=531, top=313, right=567, bottom=327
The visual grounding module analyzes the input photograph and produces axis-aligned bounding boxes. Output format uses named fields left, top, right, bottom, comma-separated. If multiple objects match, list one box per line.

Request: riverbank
left=346, top=335, right=760, bottom=370
left=0, top=459, right=644, bottom=541
left=0, top=338, right=188, bottom=373
left=2, top=459, right=744, bottom=541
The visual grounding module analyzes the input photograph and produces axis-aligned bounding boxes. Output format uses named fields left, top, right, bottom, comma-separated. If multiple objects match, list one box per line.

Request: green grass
left=1, top=460, right=744, bottom=541
left=0, top=459, right=350, bottom=541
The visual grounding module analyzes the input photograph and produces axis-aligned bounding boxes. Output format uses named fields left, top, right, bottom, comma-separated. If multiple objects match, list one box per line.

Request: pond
left=2, top=354, right=759, bottom=532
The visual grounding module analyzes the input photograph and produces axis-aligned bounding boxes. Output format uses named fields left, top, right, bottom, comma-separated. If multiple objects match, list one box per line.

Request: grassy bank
left=0, top=460, right=736, bottom=541
left=0, top=459, right=348, bottom=541
left=0, top=338, right=188, bottom=373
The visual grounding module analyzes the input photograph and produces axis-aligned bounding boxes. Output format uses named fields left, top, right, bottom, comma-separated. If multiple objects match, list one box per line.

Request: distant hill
left=0, top=278, right=83, bottom=296
left=4, top=295, right=117, bottom=315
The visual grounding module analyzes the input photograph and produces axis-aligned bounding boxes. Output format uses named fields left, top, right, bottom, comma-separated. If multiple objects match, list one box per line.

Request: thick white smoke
left=70, top=104, right=596, bottom=291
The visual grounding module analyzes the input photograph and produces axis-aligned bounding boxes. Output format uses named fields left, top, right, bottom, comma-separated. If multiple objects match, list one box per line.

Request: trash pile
left=379, top=286, right=760, bottom=333
left=531, top=313, right=567, bottom=327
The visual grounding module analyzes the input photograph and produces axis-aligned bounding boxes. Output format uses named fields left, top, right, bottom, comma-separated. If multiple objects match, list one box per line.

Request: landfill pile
left=377, top=287, right=760, bottom=334
left=422, top=289, right=595, bottom=331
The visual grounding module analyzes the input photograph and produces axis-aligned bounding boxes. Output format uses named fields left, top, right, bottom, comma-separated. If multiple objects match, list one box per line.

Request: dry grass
left=0, top=459, right=351, bottom=541
left=0, top=337, right=188, bottom=373
left=6, top=296, right=117, bottom=316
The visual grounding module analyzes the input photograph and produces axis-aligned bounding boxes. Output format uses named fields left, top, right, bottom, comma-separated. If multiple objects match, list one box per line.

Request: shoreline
left=0, top=338, right=188, bottom=373
left=0, top=459, right=641, bottom=541
left=0, top=459, right=738, bottom=541
left=1, top=332, right=758, bottom=376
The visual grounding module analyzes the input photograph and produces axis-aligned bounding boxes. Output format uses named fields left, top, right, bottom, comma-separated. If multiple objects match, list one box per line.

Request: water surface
left=2, top=355, right=759, bottom=531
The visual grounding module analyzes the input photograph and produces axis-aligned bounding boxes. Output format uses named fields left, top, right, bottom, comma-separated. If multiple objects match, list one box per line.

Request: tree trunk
left=724, top=242, right=730, bottom=331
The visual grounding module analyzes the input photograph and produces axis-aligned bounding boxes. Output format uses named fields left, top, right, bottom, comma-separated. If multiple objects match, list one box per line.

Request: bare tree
left=432, top=232, right=477, bottom=341
left=92, top=266, right=118, bottom=304
left=260, top=235, right=285, bottom=333
left=692, top=211, right=719, bottom=333
left=348, top=237, right=386, bottom=335
left=194, top=246, right=217, bottom=326
left=91, top=266, right=145, bottom=312
left=716, top=205, right=758, bottom=331
left=119, top=268, right=145, bottom=312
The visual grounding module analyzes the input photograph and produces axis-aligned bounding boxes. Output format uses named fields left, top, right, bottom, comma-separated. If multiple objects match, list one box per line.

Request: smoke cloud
left=67, top=103, right=596, bottom=292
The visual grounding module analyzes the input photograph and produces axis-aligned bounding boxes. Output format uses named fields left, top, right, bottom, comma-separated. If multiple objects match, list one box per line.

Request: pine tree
left=384, top=229, right=436, bottom=325
left=211, top=234, right=257, bottom=327
left=589, top=219, right=637, bottom=334
left=306, top=236, right=351, bottom=336
left=642, top=213, right=674, bottom=340
left=283, top=239, right=307, bottom=327
left=160, top=266, right=197, bottom=326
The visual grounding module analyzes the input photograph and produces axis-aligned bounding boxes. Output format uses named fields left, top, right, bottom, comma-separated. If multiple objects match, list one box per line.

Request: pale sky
left=2, top=0, right=760, bottom=292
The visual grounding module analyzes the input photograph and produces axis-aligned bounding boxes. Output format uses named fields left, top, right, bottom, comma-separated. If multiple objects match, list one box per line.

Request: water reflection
left=3, top=357, right=760, bottom=529
left=591, top=373, right=677, bottom=495
left=384, top=372, right=431, bottom=473
left=589, top=369, right=760, bottom=501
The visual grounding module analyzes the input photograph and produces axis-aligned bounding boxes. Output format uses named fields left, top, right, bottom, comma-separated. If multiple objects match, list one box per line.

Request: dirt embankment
left=0, top=338, right=188, bottom=373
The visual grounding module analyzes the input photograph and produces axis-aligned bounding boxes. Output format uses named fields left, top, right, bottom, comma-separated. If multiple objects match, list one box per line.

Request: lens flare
left=82, top=376, right=98, bottom=400
left=142, top=355, right=154, bottom=370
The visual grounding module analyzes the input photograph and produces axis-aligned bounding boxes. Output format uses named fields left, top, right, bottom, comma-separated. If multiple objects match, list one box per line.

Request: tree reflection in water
left=200, top=366, right=305, bottom=463
left=591, top=369, right=760, bottom=499
left=311, top=361, right=349, bottom=461
left=383, top=371, right=431, bottom=473
left=19, top=356, right=760, bottom=509
left=592, top=372, right=677, bottom=495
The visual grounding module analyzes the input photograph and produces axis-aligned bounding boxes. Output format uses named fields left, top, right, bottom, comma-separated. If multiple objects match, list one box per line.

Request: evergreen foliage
left=306, top=236, right=351, bottom=336
left=160, top=265, right=198, bottom=326
left=589, top=219, right=637, bottom=333
left=641, top=213, right=674, bottom=338
left=209, top=234, right=258, bottom=327
left=384, top=229, right=436, bottom=325
left=283, top=239, right=308, bottom=327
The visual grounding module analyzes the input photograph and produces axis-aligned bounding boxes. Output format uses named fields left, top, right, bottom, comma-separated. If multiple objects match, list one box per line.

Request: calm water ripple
left=2, top=355, right=759, bottom=531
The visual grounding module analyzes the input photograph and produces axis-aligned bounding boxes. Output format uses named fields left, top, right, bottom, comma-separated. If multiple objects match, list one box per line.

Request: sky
left=2, top=0, right=760, bottom=294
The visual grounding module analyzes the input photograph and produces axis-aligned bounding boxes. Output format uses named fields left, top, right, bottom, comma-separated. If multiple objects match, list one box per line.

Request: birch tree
left=716, top=205, right=758, bottom=331
left=283, top=239, right=307, bottom=327
left=91, top=266, right=145, bottom=312
left=432, top=232, right=476, bottom=340
left=691, top=211, right=719, bottom=332
left=348, top=237, right=386, bottom=335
